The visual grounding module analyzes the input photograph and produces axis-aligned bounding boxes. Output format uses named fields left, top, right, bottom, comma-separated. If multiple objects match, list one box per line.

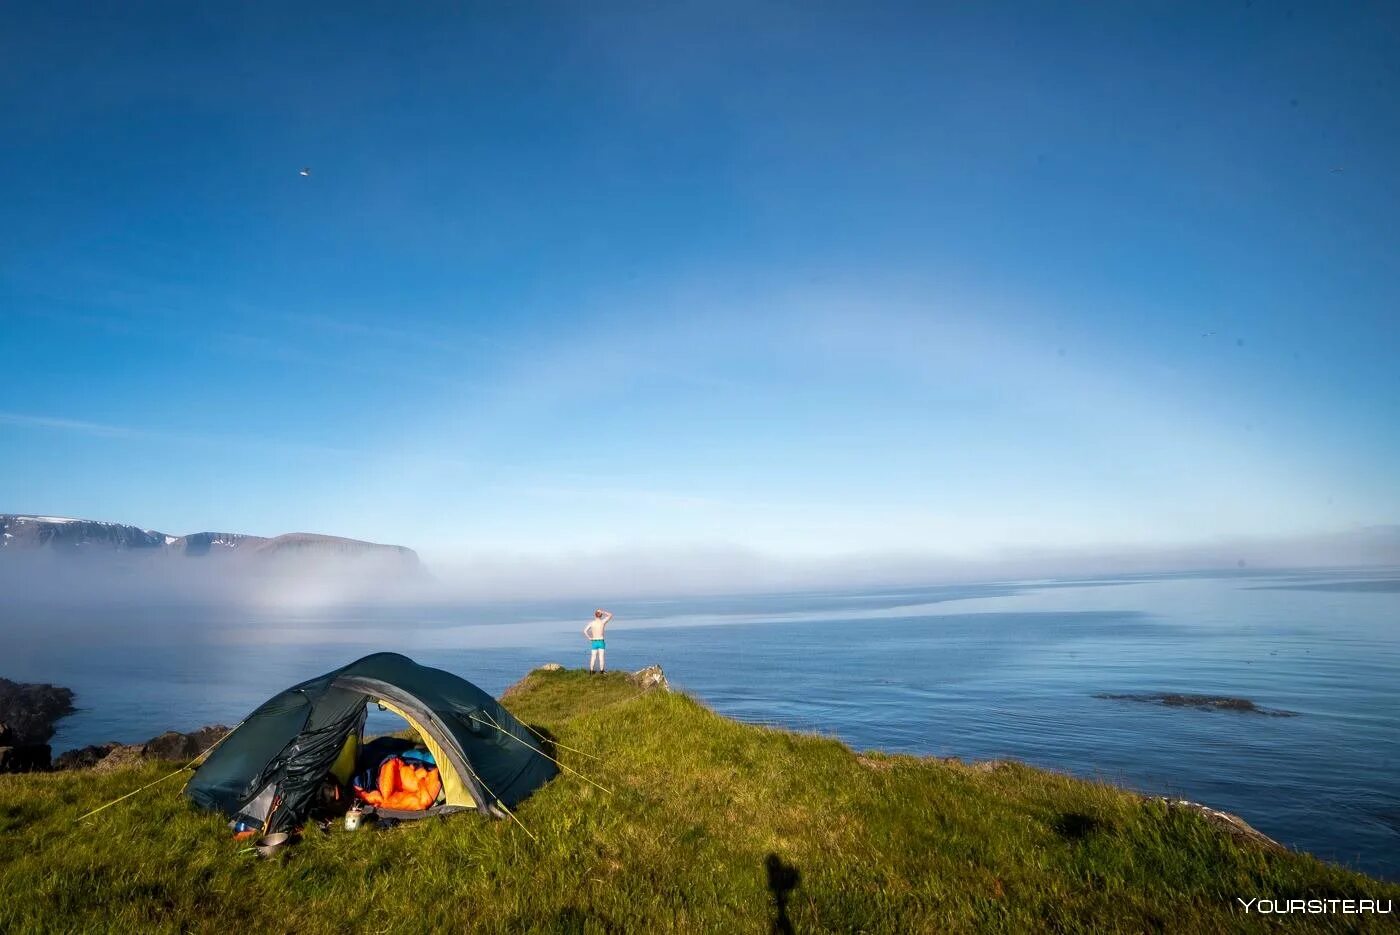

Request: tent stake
left=456, top=755, right=538, bottom=843
left=75, top=766, right=191, bottom=823
left=77, top=720, right=244, bottom=824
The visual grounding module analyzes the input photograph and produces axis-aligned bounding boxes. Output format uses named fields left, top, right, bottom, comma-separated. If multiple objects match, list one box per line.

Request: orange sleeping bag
left=355, top=756, right=442, bottom=811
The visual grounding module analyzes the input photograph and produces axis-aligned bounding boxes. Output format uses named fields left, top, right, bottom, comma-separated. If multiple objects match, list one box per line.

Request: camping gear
left=184, top=653, right=558, bottom=834
left=353, top=754, right=443, bottom=811
left=344, top=804, right=365, bottom=831
left=317, top=778, right=342, bottom=807
left=351, top=737, right=434, bottom=797
left=254, top=832, right=294, bottom=858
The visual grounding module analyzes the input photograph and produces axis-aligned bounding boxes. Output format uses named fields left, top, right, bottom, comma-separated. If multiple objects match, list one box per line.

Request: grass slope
left=1, top=668, right=1394, bottom=933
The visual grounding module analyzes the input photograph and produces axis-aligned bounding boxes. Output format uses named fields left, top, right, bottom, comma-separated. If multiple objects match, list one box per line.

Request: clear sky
left=3, top=2, right=1397, bottom=565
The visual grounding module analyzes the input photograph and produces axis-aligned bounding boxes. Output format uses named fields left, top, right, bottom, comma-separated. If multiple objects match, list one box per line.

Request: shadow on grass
left=765, top=852, right=801, bottom=934
left=1053, top=812, right=1100, bottom=841
left=526, top=723, right=560, bottom=759
left=550, top=906, right=586, bottom=933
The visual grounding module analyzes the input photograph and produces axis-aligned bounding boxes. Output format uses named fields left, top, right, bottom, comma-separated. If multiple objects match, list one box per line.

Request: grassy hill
left=1, top=667, right=1394, bottom=933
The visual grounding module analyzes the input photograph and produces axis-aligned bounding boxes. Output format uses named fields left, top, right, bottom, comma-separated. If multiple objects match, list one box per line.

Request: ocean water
left=3, top=569, right=1397, bottom=881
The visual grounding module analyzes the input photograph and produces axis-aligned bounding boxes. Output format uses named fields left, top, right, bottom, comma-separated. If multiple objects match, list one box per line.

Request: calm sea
left=3, top=569, right=1397, bottom=880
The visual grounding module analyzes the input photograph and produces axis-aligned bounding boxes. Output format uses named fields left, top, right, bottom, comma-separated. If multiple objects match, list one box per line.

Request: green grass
left=1, top=667, right=1394, bottom=933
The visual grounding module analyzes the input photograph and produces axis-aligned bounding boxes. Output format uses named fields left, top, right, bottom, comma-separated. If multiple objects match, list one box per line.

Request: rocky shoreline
left=54, top=725, right=232, bottom=771
left=0, top=677, right=77, bottom=773
left=0, top=678, right=75, bottom=743
left=0, top=675, right=229, bottom=774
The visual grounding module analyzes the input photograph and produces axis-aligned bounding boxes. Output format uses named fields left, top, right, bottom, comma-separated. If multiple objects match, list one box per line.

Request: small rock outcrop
left=1157, top=798, right=1285, bottom=852
left=856, top=754, right=902, bottom=772
left=52, top=743, right=120, bottom=771
left=631, top=665, right=669, bottom=691
left=92, top=744, right=147, bottom=772
left=55, top=725, right=231, bottom=772
left=538, top=663, right=564, bottom=672
left=141, top=726, right=231, bottom=761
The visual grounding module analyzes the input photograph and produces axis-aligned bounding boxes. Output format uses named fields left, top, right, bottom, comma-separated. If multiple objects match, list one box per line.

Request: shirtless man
left=583, top=608, right=612, bottom=673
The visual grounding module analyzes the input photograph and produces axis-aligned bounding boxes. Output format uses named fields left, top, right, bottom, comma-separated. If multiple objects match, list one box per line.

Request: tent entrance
left=331, top=673, right=493, bottom=813
left=370, top=696, right=475, bottom=810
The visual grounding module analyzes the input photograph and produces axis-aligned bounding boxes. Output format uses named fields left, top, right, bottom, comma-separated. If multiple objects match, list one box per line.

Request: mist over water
left=0, top=549, right=431, bottom=609
left=7, top=521, right=1395, bottom=609
left=3, top=569, right=1397, bottom=881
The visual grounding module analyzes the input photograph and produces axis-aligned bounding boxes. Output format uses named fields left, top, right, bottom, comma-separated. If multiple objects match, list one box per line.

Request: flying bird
left=299, top=167, right=311, bottom=177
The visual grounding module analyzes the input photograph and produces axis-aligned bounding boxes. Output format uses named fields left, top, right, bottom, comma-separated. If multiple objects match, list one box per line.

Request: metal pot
left=253, top=832, right=294, bottom=858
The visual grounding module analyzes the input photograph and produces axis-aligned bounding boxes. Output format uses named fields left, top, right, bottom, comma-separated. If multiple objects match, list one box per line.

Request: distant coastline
left=0, top=513, right=419, bottom=565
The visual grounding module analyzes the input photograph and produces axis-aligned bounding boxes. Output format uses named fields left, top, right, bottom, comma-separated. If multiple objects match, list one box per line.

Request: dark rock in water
left=0, top=678, right=76, bottom=773
left=0, top=678, right=77, bottom=743
left=0, top=744, right=51, bottom=772
left=1095, top=692, right=1296, bottom=717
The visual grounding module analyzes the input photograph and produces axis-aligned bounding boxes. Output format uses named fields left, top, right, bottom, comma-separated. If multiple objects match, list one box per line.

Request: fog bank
left=1, top=525, right=1394, bottom=610
left=426, top=525, right=1400, bottom=601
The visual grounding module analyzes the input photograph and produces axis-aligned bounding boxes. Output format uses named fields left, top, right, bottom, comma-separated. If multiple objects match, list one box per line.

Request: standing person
left=584, top=608, right=612, bottom=673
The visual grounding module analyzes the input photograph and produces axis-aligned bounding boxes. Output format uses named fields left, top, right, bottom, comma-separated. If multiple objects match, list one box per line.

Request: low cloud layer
left=2, top=525, right=1394, bottom=611
left=0, top=550, right=429, bottom=609
left=424, top=525, right=1400, bottom=600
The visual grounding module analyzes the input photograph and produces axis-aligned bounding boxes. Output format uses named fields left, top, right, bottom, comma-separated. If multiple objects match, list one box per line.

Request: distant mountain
left=0, top=514, right=420, bottom=567
left=0, top=515, right=170, bottom=551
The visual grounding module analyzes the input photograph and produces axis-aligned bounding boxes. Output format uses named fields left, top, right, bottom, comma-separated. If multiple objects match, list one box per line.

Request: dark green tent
left=185, top=653, right=557, bottom=831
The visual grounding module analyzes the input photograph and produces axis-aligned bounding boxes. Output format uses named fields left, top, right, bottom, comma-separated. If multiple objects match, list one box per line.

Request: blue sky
left=2, top=2, right=1397, bottom=564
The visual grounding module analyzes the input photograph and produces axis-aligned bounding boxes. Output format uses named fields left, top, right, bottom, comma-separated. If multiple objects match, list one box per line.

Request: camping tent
left=185, top=653, right=557, bottom=832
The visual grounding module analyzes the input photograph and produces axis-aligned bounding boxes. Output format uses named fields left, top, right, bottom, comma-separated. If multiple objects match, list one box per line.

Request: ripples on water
left=3, top=570, right=1397, bottom=880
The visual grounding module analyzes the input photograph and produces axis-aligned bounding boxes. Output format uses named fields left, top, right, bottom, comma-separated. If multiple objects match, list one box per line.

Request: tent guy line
left=470, top=710, right=613, bottom=796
